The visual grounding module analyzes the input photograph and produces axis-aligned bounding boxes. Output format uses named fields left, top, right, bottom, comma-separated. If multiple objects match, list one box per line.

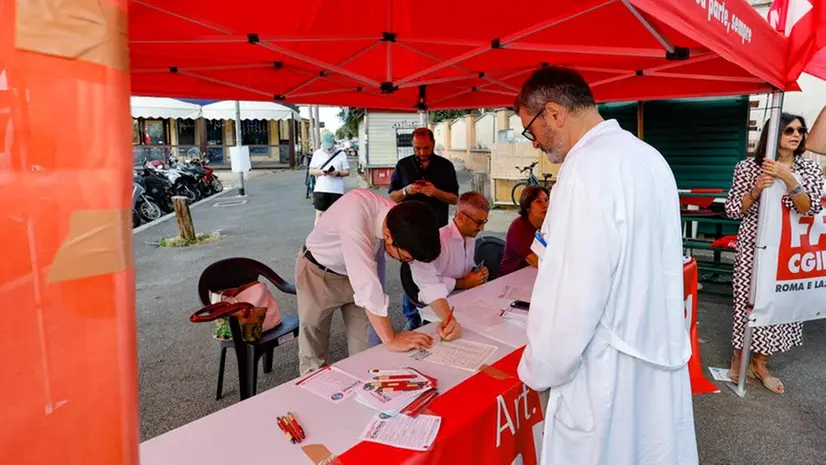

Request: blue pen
left=534, top=231, right=547, bottom=247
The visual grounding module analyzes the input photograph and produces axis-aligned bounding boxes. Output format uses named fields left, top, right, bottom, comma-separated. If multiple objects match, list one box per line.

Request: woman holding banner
left=725, top=113, right=824, bottom=394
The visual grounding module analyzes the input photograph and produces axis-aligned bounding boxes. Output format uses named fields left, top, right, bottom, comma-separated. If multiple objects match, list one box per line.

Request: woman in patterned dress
left=724, top=113, right=824, bottom=394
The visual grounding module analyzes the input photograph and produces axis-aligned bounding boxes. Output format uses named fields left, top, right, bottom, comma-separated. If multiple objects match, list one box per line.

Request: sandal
left=748, top=366, right=785, bottom=394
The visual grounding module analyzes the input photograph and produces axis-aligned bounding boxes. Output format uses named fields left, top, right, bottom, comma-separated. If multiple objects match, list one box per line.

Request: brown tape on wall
left=47, top=209, right=132, bottom=282
left=15, top=0, right=129, bottom=71
left=302, top=444, right=344, bottom=465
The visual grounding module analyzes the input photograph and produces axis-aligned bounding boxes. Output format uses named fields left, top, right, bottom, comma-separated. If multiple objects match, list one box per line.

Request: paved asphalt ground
left=134, top=168, right=826, bottom=464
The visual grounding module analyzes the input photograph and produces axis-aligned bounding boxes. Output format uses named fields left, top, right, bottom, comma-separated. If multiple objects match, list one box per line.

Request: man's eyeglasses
left=461, top=211, right=488, bottom=227
left=521, top=109, right=544, bottom=142
left=783, top=126, right=807, bottom=136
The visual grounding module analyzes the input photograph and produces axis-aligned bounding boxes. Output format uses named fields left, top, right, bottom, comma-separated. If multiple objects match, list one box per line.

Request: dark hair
left=514, top=66, right=596, bottom=115
left=412, top=127, right=435, bottom=142
left=519, top=186, right=549, bottom=217
left=753, top=112, right=808, bottom=164
left=386, top=200, right=441, bottom=262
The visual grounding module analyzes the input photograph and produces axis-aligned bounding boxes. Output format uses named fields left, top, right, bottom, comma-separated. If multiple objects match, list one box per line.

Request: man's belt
left=303, top=246, right=346, bottom=276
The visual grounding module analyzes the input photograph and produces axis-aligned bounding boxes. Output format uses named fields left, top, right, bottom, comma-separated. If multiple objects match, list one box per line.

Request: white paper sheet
left=498, top=285, right=532, bottom=303
left=708, top=367, right=732, bottom=383
left=410, top=338, right=498, bottom=371
left=295, top=365, right=363, bottom=403
left=359, top=413, right=442, bottom=451
left=454, top=299, right=505, bottom=329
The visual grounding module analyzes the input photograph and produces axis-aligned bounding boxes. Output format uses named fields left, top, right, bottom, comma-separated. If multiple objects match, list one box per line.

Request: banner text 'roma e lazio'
left=751, top=190, right=826, bottom=327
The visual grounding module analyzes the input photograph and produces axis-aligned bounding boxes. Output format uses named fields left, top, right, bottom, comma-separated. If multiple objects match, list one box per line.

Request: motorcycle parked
left=138, top=165, right=175, bottom=213
left=146, top=159, right=200, bottom=204
left=181, top=148, right=223, bottom=196
left=188, top=158, right=223, bottom=195
left=133, top=175, right=163, bottom=224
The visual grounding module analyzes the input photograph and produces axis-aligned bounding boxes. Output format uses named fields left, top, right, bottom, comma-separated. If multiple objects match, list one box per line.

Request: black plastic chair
left=475, top=236, right=506, bottom=280
left=399, top=262, right=426, bottom=308
left=197, top=257, right=299, bottom=401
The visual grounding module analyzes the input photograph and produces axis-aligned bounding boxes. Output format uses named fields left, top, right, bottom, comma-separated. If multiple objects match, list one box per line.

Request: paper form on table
left=295, top=365, right=363, bottom=403
left=359, top=412, right=442, bottom=451
left=497, top=285, right=532, bottom=302
left=453, top=299, right=505, bottom=329
left=410, top=338, right=498, bottom=371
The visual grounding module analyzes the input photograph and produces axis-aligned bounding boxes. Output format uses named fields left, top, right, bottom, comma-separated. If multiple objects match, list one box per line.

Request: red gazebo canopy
left=130, top=0, right=790, bottom=110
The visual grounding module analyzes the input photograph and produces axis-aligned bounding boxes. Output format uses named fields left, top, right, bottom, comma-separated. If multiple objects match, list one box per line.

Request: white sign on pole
left=229, top=146, right=251, bottom=173
left=750, top=182, right=826, bottom=327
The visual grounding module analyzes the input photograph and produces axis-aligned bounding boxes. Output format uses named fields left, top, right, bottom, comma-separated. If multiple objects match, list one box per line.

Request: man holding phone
left=389, top=127, right=460, bottom=329
left=389, top=127, right=459, bottom=227
left=309, top=133, right=349, bottom=225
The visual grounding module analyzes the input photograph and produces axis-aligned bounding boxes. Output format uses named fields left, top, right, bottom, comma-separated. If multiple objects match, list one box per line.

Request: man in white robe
left=514, top=66, right=698, bottom=465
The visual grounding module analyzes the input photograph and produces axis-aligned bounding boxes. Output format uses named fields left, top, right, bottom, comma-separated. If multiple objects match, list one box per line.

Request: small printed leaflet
left=359, top=412, right=442, bottom=451
left=295, top=365, right=362, bottom=403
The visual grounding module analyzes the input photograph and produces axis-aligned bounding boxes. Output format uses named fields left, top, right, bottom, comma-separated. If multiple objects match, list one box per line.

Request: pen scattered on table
left=277, top=412, right=306, bottom=444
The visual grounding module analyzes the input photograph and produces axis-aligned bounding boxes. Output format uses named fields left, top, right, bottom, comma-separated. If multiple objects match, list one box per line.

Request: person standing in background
left=724, top=113, right=823, bottom=393
left=389, top=127, right=459, bottom=329
left=514, top=66, right=698, bottom=465
left=309, top=133, right=349, bottom=225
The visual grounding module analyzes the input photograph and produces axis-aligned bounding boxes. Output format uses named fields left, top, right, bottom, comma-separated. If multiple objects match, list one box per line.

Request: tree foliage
left=430, top=109, right=477, bottom=123
left=336, top=107, right=365, bottom=140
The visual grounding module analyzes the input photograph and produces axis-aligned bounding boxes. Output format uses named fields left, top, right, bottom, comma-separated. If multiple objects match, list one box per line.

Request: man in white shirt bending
left=309, top=133, right=349, bottom=225
left=296, top=189, right=462, bottom=375
left=410, top=192, right=491, bottom=308
left=514, top=66, right=698, bottom=465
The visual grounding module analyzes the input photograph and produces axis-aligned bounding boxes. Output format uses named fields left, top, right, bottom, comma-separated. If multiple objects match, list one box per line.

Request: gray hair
left=514, top=66, right=596, bottom=115
left=458, top=191, right=490, bottom=213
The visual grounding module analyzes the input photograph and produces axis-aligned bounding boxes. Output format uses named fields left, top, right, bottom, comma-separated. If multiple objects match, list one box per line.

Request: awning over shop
left=200, top=100, right=300, bottom=121
left=129, top=96, right=202, bottom=119
left=129, top=0, right=792, bottom=111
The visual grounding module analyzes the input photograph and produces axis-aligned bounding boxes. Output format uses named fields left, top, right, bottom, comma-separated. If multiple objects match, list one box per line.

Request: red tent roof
left=129, top=0, right=790, bottom=110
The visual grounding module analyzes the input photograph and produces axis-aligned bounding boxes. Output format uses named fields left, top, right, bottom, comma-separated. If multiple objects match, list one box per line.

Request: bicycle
left=511, top=161, right=555, bottom=207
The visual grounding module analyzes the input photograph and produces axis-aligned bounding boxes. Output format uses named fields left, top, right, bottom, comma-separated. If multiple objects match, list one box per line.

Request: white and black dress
left=724, top=156, right=824, bottom=355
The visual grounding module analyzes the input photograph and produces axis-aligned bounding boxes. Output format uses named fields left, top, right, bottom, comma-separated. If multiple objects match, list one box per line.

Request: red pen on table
left=440, top=308, right=455, bottom=340
left=279, top=416, right=302, bottom=443
left=287, top=412, right=306, bottom=440
left=277, top=417, right=296, bottom=444
left=373, top=374, right=417, bottom=381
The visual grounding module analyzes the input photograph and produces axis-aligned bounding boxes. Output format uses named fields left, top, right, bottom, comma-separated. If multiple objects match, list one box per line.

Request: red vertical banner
left=0, top=1, right=138, bottom=464
left=339, top=349, right=545, bottom=465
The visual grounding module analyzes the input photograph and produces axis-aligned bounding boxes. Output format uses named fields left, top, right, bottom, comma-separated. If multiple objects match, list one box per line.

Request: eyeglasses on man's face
left=521, top=109, right=545, bottom=142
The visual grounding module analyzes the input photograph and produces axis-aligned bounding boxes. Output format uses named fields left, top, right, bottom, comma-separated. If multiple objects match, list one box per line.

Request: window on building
left=133, top=119, right=140, bottom=144
left=177, top=119, right=196, bottom=146
left=206, top=120, right=224, bottom=145
left=241, top=119, right=269, bottom=145
left=144, top=120, right=167, bottom=145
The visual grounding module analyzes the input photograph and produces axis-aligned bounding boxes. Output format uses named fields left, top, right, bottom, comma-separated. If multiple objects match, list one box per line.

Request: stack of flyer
left=355, top=368, right=439, bottom=417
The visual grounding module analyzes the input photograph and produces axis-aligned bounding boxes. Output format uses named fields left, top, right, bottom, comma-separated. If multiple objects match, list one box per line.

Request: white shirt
left=305, top=189, right=392, bottom=316
left=409, top=220, right=477, bottom=304
left=310, top=148, right=350, bottom=194
left=518, top=120, right=698, bottom=465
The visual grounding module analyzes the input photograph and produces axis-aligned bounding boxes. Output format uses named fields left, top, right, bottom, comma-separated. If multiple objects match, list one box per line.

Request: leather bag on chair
left=209, top=281, right=281, bottom=340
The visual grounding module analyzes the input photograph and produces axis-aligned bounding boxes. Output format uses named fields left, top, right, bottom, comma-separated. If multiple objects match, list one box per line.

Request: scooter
left=139, top=164, right=175, bottom=213
left=133, top=172, right=164, bottom=222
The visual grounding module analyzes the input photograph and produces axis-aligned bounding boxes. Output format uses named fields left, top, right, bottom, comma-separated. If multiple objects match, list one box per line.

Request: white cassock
left=518, top=120, right=698, bottom=465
